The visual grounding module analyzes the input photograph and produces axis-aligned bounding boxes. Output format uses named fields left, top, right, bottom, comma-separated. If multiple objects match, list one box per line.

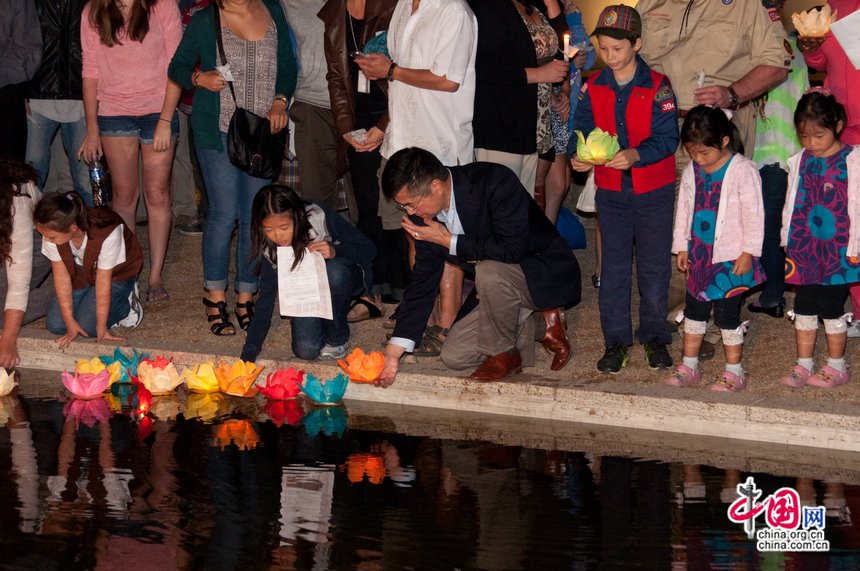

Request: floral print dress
left=686, top=157, right=764, bottom=301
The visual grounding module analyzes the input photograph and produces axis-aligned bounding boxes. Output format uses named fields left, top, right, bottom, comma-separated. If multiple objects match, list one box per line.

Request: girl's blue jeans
left=196, top=134, right=270, bottom=293
left=46, top=278, right=136, bottom=335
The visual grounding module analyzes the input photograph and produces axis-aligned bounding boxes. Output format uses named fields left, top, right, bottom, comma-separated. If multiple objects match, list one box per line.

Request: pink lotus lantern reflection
left=64, top=398, right=110, bottom=428
left=62, top=370, right=111, bottom=399
left=258, top=368, right=304, bottom=400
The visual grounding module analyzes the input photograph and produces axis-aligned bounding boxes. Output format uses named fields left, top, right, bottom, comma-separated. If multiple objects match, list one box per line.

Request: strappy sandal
left=347, top=297, right=383, bottom=323
left=203, top=298, right=236, bottom=336
left=413, top=325, right=448, bottom=357
left=383, top=304, right=400, bottom=330
left=235, top=300, right=255, bottom=332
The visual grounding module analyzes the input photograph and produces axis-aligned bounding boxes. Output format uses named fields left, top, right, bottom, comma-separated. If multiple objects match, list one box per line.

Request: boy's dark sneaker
left=644, top=338, right=673, bottom=369
left=597, top=343, right=628, bottom=374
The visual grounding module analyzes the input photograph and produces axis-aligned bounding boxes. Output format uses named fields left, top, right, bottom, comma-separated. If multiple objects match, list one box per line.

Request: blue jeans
left=46, top=278, right=136, bottom=336
left=596, top=183, right=674, bottom=346
left=758, top=164, right=788, bottom=307
left=196, top=133, right=270, bottom=293
left=291, top=257, right=364, bottom=360
left=25, top=111, right=92, bottom=206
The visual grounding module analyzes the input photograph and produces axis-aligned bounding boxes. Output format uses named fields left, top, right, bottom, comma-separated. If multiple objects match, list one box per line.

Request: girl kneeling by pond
left=240, top=185, right=376, bottom=362
left=34, top=193, right=143, bottom=348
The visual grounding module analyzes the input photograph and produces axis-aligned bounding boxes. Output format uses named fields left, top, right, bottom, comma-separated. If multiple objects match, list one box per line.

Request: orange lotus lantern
left=338, top=348, right=384, bottom=383
left=216, top=360, right=264, bottom=397
left=343, top=453, right=386, bottom=484
left=259, top=367, right=304, bottom=400
left=182, top=361, right=220, bottom=393
left=212, top=419, right=260, bottom=450
left=136, top=357, right=183, bottom=394
left=62, top=370, right=111, bottom=399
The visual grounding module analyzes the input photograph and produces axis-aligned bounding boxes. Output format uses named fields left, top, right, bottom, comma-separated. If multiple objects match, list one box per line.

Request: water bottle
left=88, top=158, right=113, bottom=207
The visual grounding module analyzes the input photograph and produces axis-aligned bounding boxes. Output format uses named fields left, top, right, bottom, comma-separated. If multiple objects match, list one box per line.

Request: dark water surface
left=0, top=372, right=859, bottom=569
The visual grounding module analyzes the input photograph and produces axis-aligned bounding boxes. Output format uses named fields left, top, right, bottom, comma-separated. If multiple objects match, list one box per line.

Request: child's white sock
left=798, top=357, right=815, bottom=372
left=683, top=356, right=699, bottom=370
left=827, top=357, right=846, bottom=372
left=725, top=362, right=744, bottom=377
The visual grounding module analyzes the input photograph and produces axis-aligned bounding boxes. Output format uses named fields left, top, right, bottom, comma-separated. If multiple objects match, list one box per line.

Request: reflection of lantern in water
left=0, top=396, right=16, bottom=427
left=137, top=415, right=153, bottom=441
left=343, top=453, right=386, bottom=484
left=131, top=383, right=153, bottom=418
left=100, top=347, right=150, bottom=383
left=212, top=419, right=260, bottom=450
left=0, top=367, right=17, bottom=397
left=137, top=358, right=183, bottom=394
left=261, top=398, right=305, bottom=427
left=64, top=398, right=111, bottom=428
left=182, top=362, right=220, bottom=393
left=185, top=392, right=226, bottom=423
left=338, top=348, right=384, bottom=383
left=301, top=406, right=348, bottom=437
left=259, top=367, right=304, bottom=400
left=216, top=360, right=264, bottom=397
left=62, top=369, right=111, bottom=399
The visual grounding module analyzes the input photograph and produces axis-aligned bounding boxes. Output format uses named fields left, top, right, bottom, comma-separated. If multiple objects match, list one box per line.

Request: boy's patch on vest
left=578, top=82, right=588, bottom=101
left=654, top=85, right=672, bottom=102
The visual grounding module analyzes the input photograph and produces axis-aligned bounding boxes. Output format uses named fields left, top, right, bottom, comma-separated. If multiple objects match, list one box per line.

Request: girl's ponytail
left=34, top=192, right=89, bottom=233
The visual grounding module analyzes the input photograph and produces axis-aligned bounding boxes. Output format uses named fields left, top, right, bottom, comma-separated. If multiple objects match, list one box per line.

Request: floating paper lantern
left=62, top=370, right=111, bottom=399
left=792, top=5, right=837, bottom=37
left=0, top=368, right=17, bottom=397
left=182, top=362, right=220, bottom=393
left=261, top=398, right=304, bottom=428
left=136, top=359, right=184, bottom=394
left=301, top=372, right=348, bottom=404
left=212, top=419, right=260, bottom=450
left=258, top=367, right=304, bottom=400
left=63, top=398, right=110, bottom=428
left=75, top=357, right=121, bottom=385
left=216, top=360, right=264, bottom=397
left=100, top=348, right=149, bottom=383
left=338, top=348, right=384, bottom=383
left=574, top=128, right=620, bottom=165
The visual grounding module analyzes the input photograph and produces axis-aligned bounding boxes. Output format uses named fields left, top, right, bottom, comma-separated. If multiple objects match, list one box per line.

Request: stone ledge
left=17, top=333, right=860, bottom=452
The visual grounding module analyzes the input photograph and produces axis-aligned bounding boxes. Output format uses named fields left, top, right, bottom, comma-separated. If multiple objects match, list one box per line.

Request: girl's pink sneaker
left=779, top=365, right=812, bottom=388
left=664, top=364, right=701, bottom=387
left=710, top=371, right=746, bottom=392
left=807, top=365, right=850, bottom=388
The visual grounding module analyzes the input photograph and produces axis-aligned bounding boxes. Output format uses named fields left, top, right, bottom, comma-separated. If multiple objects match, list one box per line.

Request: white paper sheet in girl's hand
left=830, top=10, right=860, bottom=70
left=277, top=247, right=333, bottom=320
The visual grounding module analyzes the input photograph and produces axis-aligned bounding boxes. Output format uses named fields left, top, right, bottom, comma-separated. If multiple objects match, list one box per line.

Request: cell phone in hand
left=350, top=51, right=367, bottom=59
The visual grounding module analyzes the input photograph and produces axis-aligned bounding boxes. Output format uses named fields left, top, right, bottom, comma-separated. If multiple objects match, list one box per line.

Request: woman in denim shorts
left=78, top=0, right=183, bottom=303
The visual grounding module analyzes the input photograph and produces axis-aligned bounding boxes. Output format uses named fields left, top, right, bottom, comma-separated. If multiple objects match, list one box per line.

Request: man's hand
left=570, top=156, right=593, bottom=173
left=308, top=240, right=336, bottom=259
left=693, top=85, right=732, bottom=108
left=355, top=53, right=393, bottom=81
left=402, top=216, right=451, bottom=249
left=605, top=148, right=639, bottom=170
left=378, top=343, right=406, bottom=387
left=676, top=251, right=689, bottom=272
left=345, top=126, right=385, bottom=153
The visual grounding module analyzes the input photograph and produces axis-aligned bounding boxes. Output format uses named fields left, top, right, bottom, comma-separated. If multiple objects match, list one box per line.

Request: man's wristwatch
left=727, top=86, right=740, bottom=110
left=387, top=62, right=397, bottom=82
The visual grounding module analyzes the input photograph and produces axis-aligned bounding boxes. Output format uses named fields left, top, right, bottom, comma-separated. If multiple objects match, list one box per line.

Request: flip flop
left=347, top=297, right=383, bottom=323
left=146, top=286, right=171, bottom=303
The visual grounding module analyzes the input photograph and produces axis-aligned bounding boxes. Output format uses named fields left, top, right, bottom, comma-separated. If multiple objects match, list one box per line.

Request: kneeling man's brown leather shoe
left=540, top=308, right=571, bottom=371
left=469, top=349, right=522, bottom=381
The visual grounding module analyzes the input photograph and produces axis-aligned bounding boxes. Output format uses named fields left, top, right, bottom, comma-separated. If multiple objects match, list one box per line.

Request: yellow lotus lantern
left=76, top=357, right=121, bottom=385
left=574, top=128, right=620, bottom=165
left=0, top=368, right=17, bottom=397
left=792, top=5, right=837, bottom=37
left=216, top=359, right=264, bottom=397
left=182, top=362, right=220, bottom=393
left=136, top=358, right=184, bottom=394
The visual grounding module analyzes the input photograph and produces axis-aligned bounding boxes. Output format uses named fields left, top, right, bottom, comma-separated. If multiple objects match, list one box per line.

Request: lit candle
left=563, top=33, right=570, bottom=62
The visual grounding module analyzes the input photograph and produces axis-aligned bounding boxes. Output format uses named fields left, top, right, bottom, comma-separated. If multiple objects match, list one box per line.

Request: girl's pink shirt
left=781, top=146, right=860, bottom=257
left=802, top=0, right=860, bottom=145
left=81, top=0, right=182, bottom=116
left=672, top=153, right=764, bottom=264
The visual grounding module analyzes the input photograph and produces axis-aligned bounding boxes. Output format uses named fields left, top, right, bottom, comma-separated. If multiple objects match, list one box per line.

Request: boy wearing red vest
left=569, top=5, right=678, bottom=374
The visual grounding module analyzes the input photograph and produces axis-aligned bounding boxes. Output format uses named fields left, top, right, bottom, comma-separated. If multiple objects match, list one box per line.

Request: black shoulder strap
left=212, top=6, right=237, bottom=103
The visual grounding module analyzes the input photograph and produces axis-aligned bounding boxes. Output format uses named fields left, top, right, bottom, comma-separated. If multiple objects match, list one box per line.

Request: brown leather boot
left=540, top=308, right=571, bottom=371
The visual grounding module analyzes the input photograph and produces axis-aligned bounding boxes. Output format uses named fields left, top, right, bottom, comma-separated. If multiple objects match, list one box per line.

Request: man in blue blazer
left=378, top=147, right=581, bottom=384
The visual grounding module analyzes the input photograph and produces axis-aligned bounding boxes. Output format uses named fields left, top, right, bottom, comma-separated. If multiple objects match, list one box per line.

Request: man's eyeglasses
left=393, top=193, right=425, bottom=214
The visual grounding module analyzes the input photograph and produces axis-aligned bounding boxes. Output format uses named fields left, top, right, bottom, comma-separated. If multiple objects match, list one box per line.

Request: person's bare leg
left=825, top=331, right=847, bottom=359
left=101, top=136, right=140, bottom=231
left=724, top=343, right=742, bottom=365
left=796, top=328, right=817, bottom=359
left=437, top=263, right=464, bottom=333
left=140, top=141, right=175, bottom=293
left=535, top=157, right=551, bottom=210
left=544, top=154, right=570, bottom=223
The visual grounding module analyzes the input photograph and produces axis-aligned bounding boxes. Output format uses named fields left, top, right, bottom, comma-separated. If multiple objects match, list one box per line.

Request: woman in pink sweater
left=798, top=0, right=860, bottom=332
left=78, top=0, right=182, bottom=303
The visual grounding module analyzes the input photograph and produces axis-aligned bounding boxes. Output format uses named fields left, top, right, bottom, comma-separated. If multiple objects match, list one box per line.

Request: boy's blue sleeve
left=634, top=77, right=680, bottom=166
left=568, top=81, right=595, bottom=157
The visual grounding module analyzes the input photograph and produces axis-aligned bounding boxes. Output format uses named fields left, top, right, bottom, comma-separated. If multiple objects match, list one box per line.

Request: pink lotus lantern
left=258, top=368, right=304, bottom=400
left=62, top=370, right=111, bottom=399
